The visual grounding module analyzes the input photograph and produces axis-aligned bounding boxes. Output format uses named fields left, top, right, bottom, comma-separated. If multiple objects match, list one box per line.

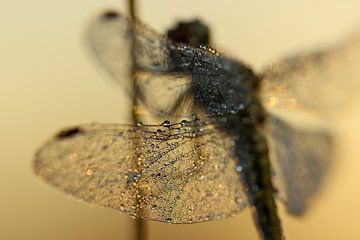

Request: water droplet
left=236, top=166, right=243, bottom=172
left=236, top=197, right=245, bottom=206
left=230, top=109, right=237, bottom=114
left=126, top=172, right=140, bottom=187
left=86, top=168, right=93, bottom=176
left=180, top=120, right=190, bottom=127
left=161, top=120, right=171, bottom=128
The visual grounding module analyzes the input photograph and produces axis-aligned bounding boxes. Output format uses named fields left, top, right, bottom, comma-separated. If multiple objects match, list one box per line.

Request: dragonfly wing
left=261, top=30, right=360, bottom=116
left=34, top=121, right=247, bottom=223
left=261, top=28, right=360, bottom=215
left=34, top=124, right=140, bottom=217
left=86, top=12, right=133, bottom=95
left=264, top=114, right=332, bottom=215
left=86, top=12, right=193, bottom=117
left=135, top=70, right=194, bottom=117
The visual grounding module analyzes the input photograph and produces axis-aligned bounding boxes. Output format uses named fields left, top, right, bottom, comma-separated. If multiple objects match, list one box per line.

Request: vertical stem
left=129, top=0, right=136, bottom=20
left=134, top=218, right=147, bottom=240
left=128, top=0, right=139, bottom=123
left=127, top=1, right=148, bottom=240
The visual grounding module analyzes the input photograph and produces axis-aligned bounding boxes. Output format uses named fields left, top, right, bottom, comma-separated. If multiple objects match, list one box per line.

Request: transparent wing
left=34, top=120, right=247, bottom=223
left=85, top=12, right=192, bottom=116
left=261, top=30, right=360, bottom=115
left=135, top=70, right=194, bottom=117
left=85, top=12, right=133, bottom=95
left=261, top=29, right=360, bottom=215
left=264, top=114, right=333, bottom=215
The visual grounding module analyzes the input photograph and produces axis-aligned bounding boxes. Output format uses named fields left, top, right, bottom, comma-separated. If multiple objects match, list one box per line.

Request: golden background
left=2, top=0, right=360, bottom=239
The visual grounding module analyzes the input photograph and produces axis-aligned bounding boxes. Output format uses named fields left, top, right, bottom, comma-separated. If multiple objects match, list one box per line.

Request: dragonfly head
left=167, top=19, right=210, bottom=47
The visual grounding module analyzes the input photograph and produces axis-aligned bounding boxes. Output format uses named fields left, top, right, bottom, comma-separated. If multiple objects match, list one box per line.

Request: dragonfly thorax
left=191, top=62, right=263, bottom=122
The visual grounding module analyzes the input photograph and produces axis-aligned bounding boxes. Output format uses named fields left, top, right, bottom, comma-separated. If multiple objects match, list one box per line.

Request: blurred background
left=2, top=0, right=360, bottom=239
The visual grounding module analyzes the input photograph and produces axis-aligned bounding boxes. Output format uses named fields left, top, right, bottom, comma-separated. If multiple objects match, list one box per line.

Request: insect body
left=166, top=29, right=282, bottom=238
left=34, top=10, right=360, bottom=240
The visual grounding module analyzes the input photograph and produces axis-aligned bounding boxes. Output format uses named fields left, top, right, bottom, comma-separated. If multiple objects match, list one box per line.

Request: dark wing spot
left=56, top=127, right=84, bottom=139
left=102, top=11, right=119, bottom=20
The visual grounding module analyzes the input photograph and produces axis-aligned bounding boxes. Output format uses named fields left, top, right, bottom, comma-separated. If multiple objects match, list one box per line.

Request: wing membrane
left=261, top=29, right=360, bottom=214
left=261, top=31, right=360, bottom=116
left=86, top=12, right=192, bottom=116
left=86, top=13, right=133, bottom=95
left=34, top=121, right=247, bottom=223
left=264, top=114, right=332, bottom=215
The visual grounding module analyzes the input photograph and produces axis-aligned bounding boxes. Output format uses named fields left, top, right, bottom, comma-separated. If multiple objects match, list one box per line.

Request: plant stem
left=127, top=1, right=148, bottom=240
left=134, top=218, right=148, bottom=240
left=129, top=0, right=136, bottom=20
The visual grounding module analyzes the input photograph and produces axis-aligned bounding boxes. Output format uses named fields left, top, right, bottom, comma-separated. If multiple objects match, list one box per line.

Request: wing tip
left=55, top=126, right=84, bottom=139
left=102, top=11, right=120, bottom=20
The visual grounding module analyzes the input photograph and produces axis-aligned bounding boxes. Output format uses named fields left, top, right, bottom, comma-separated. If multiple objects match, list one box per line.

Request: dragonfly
left=33, top=10, right=360, bottom=240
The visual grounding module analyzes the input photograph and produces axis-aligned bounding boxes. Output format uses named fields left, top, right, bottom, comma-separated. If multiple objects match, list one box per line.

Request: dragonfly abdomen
left=234, top=123, right=283, bottom=240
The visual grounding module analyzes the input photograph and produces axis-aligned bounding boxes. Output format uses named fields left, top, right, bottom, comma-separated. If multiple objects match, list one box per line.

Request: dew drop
left=180, top=120, right=190, bottom=127
left=230, top=109, right=237, bottom=114
left=161, top=120, right=171, bottom=128
left=86, top=168, right=93, bottom=176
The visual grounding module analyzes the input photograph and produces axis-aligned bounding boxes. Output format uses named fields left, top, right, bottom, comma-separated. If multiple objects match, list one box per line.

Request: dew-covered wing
left=86, top=12, right=192, bottom=117
left=34, top=120, right=247, bottom=223
left=261, top=30, right=360, bottom=115
left=264, top=114, right=332, bottom=215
